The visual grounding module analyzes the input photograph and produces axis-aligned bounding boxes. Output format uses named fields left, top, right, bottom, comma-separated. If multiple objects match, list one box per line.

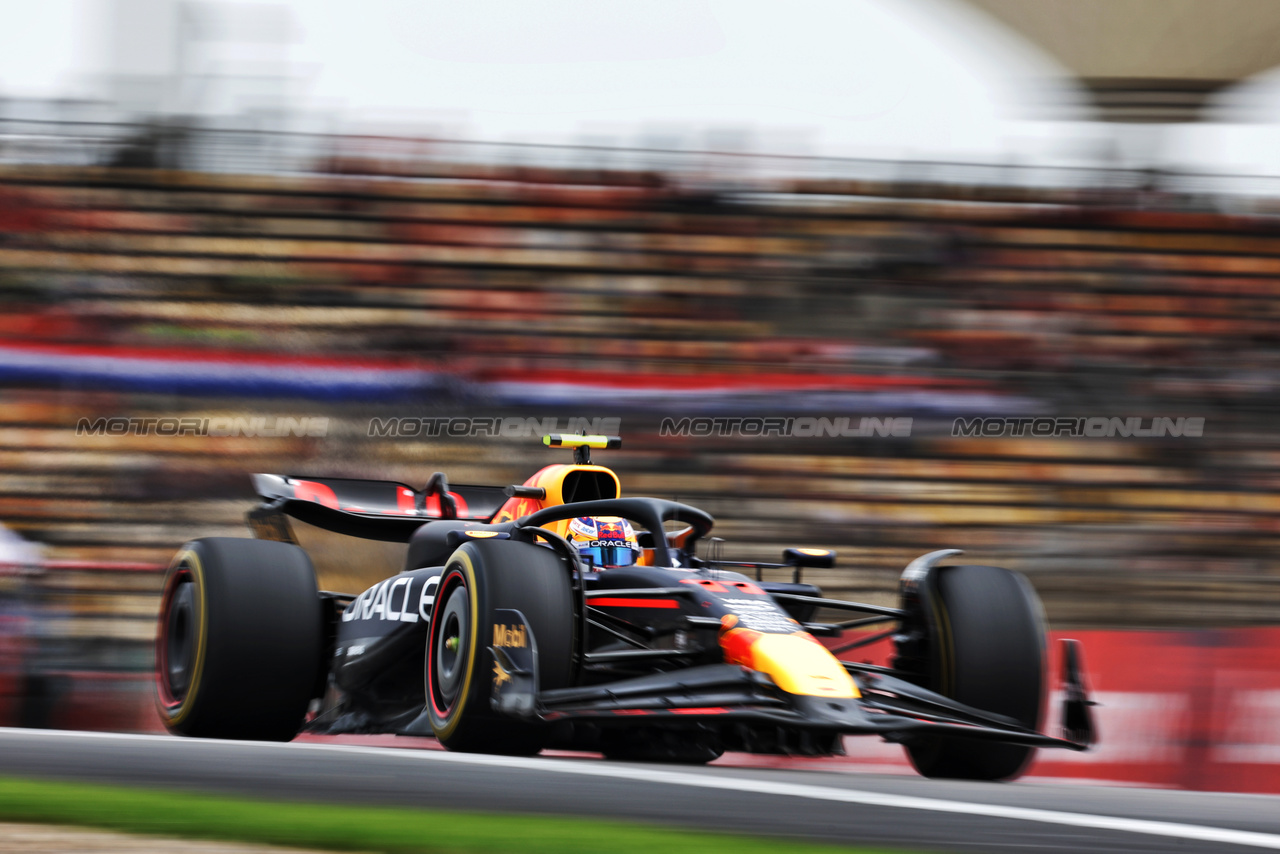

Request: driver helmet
left=565, top=516, right=640, bottom=568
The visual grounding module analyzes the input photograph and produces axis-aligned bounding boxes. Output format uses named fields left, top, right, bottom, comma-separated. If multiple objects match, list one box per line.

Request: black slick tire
left=904, top=564, right=1047, bottom=781
left=155, top=537, right=323, bottom=741
left=424, top=539, right=574, bottom=754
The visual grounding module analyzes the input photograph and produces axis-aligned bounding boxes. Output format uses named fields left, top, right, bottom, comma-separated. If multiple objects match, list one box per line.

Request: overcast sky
left=6, top=0, right=1280, bottom=173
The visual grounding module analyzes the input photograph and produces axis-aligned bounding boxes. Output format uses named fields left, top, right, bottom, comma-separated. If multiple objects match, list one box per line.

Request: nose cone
left=721, top=628, right=859, bottom=699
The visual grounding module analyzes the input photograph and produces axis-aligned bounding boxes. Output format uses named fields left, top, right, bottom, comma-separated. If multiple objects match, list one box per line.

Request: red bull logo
left=597, top=520, right=626, bottom=539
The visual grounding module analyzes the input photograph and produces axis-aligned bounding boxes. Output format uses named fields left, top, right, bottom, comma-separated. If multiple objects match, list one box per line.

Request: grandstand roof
left=966, top=0, right=1280, bottom=121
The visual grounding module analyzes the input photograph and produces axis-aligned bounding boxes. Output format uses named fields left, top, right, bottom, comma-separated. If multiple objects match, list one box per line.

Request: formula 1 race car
left=155, top=435, right=1095, bottom=780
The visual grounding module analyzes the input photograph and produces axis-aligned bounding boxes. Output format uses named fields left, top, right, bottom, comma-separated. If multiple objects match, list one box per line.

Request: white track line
left=5, top=728, right=1280, bottom=850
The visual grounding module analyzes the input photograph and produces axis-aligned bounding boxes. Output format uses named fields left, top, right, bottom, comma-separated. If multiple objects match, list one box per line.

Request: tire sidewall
left=424, top=539, right=573, bottom=752
left=426, top=558, right=481, bottom=741
left=155, top=548, right=208, bottom=728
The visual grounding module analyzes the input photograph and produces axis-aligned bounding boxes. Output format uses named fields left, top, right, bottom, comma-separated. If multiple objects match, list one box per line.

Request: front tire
left=155, top=538, right=323, bottom=741
left=901, top=564, right=1047, bottom=781
left=425, top=539, right=574, bottom=754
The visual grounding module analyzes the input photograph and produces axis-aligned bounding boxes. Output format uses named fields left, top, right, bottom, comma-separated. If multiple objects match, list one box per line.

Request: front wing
left=490, top=610, right=1094, bottom=753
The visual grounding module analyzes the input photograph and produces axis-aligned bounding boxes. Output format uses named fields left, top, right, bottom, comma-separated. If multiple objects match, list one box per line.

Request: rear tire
left=902, top=564, right=1046, bottom=781
left=155, top=538, right=323, bottom=741
left=425, top=539, right=574, bottom=754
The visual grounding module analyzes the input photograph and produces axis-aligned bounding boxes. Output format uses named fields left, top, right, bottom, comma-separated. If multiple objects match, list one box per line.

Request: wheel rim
left=164, top=579, right=196, bottom=701
left=156, top=562, right=201, bottom=713
left=432, top=580, right=470, bottom=712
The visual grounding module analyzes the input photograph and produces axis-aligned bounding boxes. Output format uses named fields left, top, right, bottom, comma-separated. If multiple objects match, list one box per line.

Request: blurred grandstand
left=2, top=113, right=1280, bottom=728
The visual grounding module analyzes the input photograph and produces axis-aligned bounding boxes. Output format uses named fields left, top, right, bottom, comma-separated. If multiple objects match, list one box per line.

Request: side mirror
left=783, top=548, right=835, bottom=569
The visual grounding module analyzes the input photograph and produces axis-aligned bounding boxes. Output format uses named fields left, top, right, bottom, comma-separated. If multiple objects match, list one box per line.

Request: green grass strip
left=0, top=776, right=910, bottom=854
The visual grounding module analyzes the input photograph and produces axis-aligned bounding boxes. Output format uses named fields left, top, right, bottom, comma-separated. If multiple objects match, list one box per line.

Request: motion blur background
left=2, top=0, right=1280, bottom=789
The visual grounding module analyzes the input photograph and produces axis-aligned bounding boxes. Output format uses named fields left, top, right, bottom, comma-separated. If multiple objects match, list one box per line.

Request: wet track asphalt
left=1, top=729, right=1278, bottom=853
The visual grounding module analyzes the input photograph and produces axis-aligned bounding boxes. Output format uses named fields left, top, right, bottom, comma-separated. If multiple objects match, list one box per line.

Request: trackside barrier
left=0, top=560, right=167, bottom=733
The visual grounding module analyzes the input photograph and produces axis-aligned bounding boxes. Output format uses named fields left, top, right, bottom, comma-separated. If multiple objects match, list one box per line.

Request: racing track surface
left=1, top=729, right=1280, bottom=853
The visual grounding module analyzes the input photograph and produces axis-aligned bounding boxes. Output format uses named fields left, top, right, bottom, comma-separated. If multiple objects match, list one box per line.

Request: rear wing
left=247, top=473, right=509, bottom=543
